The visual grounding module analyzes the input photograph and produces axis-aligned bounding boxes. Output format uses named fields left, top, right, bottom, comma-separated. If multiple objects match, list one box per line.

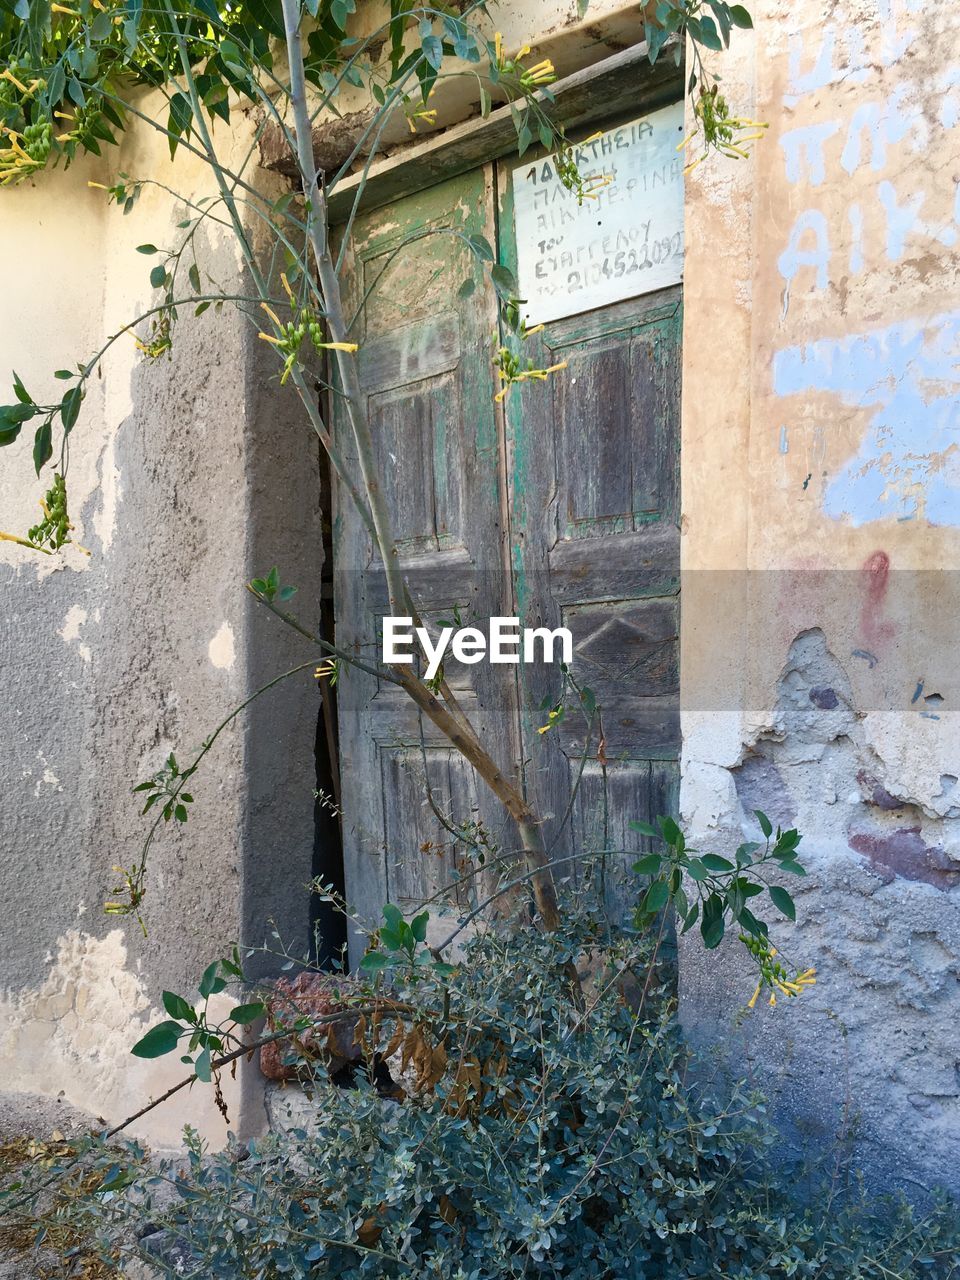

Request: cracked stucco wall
left=0, top=97, right=321, bottom=1145
left=680, top=0, right=960, bottom=1194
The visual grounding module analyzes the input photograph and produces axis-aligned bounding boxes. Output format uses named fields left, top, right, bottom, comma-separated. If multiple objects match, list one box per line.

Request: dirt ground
left=0, top=1090, right=111, bottom=1279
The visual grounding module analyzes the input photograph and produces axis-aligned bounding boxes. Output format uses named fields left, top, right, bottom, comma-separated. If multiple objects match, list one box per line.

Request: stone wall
left=680, top=0, right=960, bottom=1194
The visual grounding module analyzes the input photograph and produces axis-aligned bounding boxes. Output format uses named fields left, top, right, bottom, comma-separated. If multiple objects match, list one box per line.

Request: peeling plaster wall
left=0, top=99, right=321, bottom=1144
left=680, top=0, right=960, bottom=1194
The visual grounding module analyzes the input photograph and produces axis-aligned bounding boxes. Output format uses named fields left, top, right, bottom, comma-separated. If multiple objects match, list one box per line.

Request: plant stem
left=277, top=0, right=565, bottom=939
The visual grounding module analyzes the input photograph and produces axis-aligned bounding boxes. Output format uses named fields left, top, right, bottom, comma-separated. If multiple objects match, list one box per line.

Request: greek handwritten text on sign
left=511, top=103, right=685, bottom=325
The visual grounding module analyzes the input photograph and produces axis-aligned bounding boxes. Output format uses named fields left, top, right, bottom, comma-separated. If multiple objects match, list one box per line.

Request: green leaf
left=90, top=9, right=113, bottom=39
left=672, top=883, right=689, bottom=918
left=12, top=372, right=31, bottom=406
left=382, top=902, right=404, bottom=933
left=774, top=828, right=801, bottom=855
left=410, top=911, right=429, bottom=943
left=420, top=31, right=443, bottom=70
left=188, top=262, right=201, bottom=293
left=686, top=858, right=710, bottom=882
left=150, top=264, right=167, bottom=289
left=32, top=421, right=52, bottom=475
left=0, top=403, right=38, bottom=437
left=198, top=961, right=222, bottom=999
left=380, top=927, right=404, bottom=952
left=659, top=816, right=683, bottom=847
left=168, top=92, right=193, bottom=160
left=131, top=1021, right=182, bottom=1058
left=54, top=370, right=74, bottom=380
left=632, top=853, right=662, bottom=876
left=136, top=244, right=158, bottom=255
left=162, top=991, right=196, bottom=1022
left=642, top=878, right=670, bottom=914
left=680, top=902, right=700, bottom=934
left=490, top=265, right=518, bottom=297
left=769, top=885, right=796, bottom=920
left=735, top=841, right=759, bottom=866
left=60, top=385, right=82, bottom=433
left=729, top=4, right=753, bottom=27
left=700, top=893, right=725, bottom=948
left=628, top=820, right=661, bottom=840
left=467, top=234, right=494, bottom=262
left=755, top=809, right=773, bottom=838
left=701, top=913, right=725, bottom=949
left=701, top=854, right=735, bottom=872
left=359, top=951, right=390, bottom=972
left=229, top=1002, right=265, bottom=1025
left=194, top=1047, right=212, bottom=1083
left=457, top=277, right=476, bottom=299
left=738, top=906, right=766, bottom=937
left=778, top=860, right=806, bottom=876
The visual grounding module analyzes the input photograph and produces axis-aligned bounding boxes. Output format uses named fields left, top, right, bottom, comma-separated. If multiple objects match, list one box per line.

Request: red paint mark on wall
left=859, top=550, right=895, bottom=647
left=850, top=827, right=959, bottom=890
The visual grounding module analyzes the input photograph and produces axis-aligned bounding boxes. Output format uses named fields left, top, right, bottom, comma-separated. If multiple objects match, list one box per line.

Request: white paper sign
left=511, top=102, right=685, bottom=325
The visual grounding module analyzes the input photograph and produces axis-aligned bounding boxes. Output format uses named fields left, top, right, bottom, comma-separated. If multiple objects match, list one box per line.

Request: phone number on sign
left=568, top=233, right=683, bottom=292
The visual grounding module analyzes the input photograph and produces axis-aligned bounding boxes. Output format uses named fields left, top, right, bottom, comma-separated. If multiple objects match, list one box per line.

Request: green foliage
left=31, top=910, right=960, bottom=1279
left=249, top=564, right=297, bottom=603
left=132, top=750, right=195, bottom=825
left=629, top=808, right=814, bottom=1002
left=360, top=902, right=457, bottom=977
left=131, top=948, right=266, bottom=1077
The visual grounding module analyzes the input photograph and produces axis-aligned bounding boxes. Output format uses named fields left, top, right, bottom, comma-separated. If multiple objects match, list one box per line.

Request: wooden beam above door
left=260, top=40, right=683, bottom=225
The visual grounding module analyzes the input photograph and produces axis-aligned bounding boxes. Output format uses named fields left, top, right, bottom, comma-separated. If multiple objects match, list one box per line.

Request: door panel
left=334, top=168, right=517, bottom=961
left=497, top=161, right=682, bottom=924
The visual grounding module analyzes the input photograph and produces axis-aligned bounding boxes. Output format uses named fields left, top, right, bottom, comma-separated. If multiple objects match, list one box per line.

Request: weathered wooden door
left=334, top=167, right=520, bottom=959
left=495, top=155, right=681, bottom=923
left=334, top=136, right=680, bottom=954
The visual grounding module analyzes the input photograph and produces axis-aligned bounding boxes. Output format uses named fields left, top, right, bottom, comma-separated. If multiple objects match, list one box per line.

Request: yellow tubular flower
left=258, top=332, right=283, bottom=345
left=0, top=69, right=29, bottom=93
left=494, top=31, right=503, bottom=64
left=51, top=4, right=81, bottom=13
left=260, top=301, right=283, bottom=328
left=317, top=341, right=359, bottom=353
left=747, top=983, right=761, bottom=1010
left=0, top=531, right=50, bottom=552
